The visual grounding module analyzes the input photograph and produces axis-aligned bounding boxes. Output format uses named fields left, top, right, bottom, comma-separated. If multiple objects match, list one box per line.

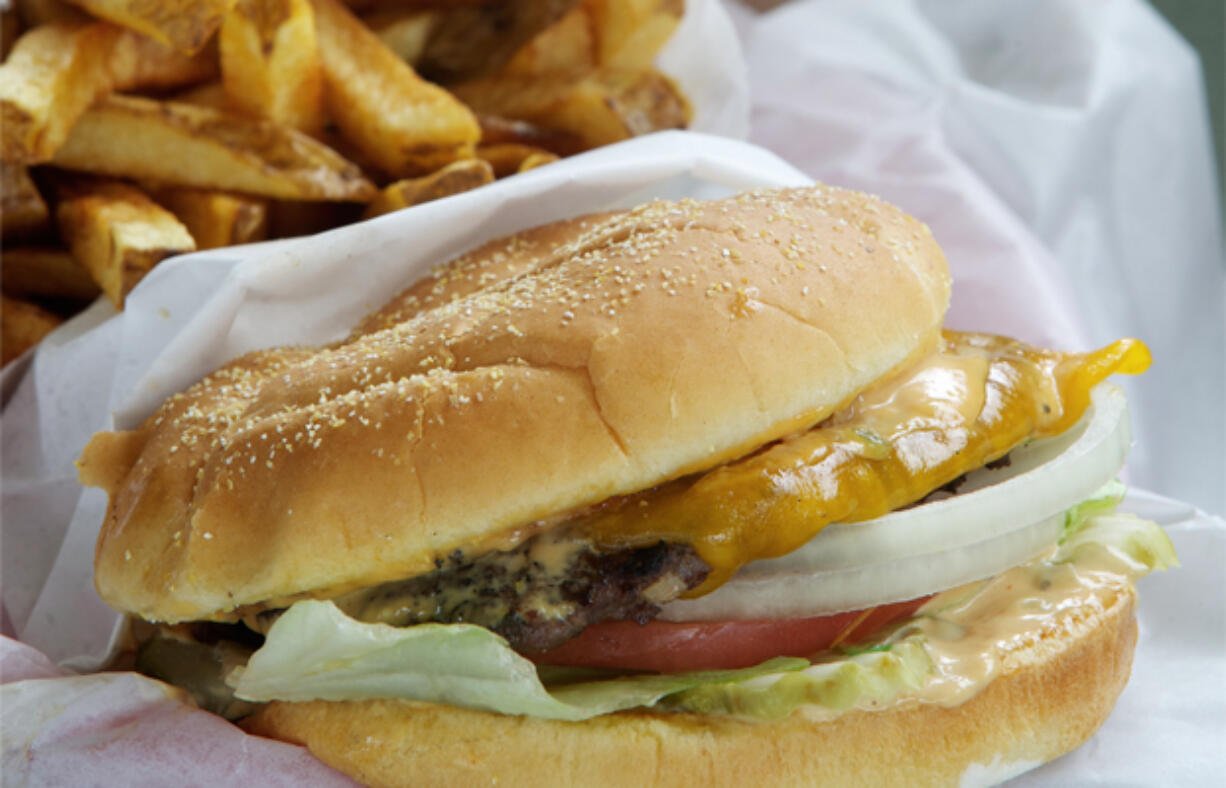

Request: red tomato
left=531, top=597, right=931, bottom=673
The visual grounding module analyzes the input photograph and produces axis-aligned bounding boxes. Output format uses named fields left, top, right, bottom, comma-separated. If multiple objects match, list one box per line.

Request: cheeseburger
left=79, top=186, right=1175, bottom=786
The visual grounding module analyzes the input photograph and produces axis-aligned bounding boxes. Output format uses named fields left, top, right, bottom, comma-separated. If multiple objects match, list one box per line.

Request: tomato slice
left=531, top=597, right=931, bottom=673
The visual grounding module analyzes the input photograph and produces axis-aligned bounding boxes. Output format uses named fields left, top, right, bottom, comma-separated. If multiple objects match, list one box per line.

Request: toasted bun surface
left=84, top=186, right=950, bottom=622
left=243, top=580, right=1137, bottom=788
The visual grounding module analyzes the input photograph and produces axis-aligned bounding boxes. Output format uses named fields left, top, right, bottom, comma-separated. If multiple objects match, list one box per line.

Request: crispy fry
left=311, top=0, right=480, bottom=177
left=220, top=0, right=325, bottom=134
left=1, top=247, right=101, bottom=304
left=499, top=4, right=594, bottom=79
left=55, top=179, right=196, bottom=308
left=417, top=0, right=577, bottom=82
left=66, top=0, right=235, bottom=54
left=109, top=19, right=218, bottom=89
left=0, top=23, right=115, bottom=163
left=455, top=67, right=690, bottom=150
left=1, top=295, right=64, bottom=366
left=477, top=115, right=584, bottom=156
left=360, top=7, right=434, bottom=65
left=361, top=158, right=493, bottom=219
left=341, top=0, right=491, bottom=12
left=491, top=1, right=681, bottom=80
left=517, top=150, right=560, bottom=173
left=586, top=0, right=682, bottom=69
left=171, top=81, right=231, bottom=111
left=0, top=21, right=216, bottom=163
left=52, top=95, right=376, bottom=202
left=1, top=163, right=51, bottom=241
left=475, top=143, right=558, bottom=178
left=146, top=187, right=268, bottom=249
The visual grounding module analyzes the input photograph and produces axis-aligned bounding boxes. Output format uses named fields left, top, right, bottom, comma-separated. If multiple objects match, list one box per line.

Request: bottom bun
left=243, top=586, right=1137, bottom=788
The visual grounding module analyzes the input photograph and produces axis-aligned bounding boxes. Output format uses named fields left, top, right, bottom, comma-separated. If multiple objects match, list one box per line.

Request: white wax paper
left=3, top=0, right=1224, bottom=784
left=0, top=643, right=359, bottom=787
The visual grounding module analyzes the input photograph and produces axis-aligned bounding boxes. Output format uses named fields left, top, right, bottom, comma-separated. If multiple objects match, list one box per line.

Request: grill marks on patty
left=327, top=532, right=710, bottom=654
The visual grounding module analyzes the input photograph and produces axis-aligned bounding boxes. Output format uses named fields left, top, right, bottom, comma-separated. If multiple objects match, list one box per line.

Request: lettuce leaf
left=660, top=639, right=932, bottom=718
left=1056, top=512, right=1179, bottom=572
left=1059, top=479, right=1127, bottom=543
left=1055, top=479, right=1177, bottom=572
left=230, top=600, right=807, bottom=721
left=231, top=489, right=1176, bottom=722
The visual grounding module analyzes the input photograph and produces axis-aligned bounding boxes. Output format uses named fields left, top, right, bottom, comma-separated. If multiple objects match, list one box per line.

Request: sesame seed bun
left=81, top=185, right=950, bottom=624
left=241, top=574, right=1138, bottom=788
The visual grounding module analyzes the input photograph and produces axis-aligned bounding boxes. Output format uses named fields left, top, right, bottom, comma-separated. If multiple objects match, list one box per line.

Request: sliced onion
left=659, top=383, right=1132, bottom=621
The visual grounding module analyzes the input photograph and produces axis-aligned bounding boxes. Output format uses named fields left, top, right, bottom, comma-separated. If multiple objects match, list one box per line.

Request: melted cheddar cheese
left=578, top=331, right=1151, bottom=595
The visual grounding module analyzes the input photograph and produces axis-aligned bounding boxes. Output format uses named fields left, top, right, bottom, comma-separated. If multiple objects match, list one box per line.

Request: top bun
left=82, top=186, right=951, bottom=623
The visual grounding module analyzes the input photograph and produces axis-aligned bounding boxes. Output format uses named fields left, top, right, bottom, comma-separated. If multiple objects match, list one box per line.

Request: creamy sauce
left=580, top=332, right=1150, bottom=593
left=872, top=538, right=1140, bottom=710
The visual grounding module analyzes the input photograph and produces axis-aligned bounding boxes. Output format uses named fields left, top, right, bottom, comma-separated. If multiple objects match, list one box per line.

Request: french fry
left=55, top=179, right=196, bottom=308
left=360, top=7, right=434, bottom=66
left=52, top=95, right=376, bottom=202
left=455, top=67, right=690, bottom=150
left=65, top=0, right=235, bottom=54
left=1, top=247, right=101, bottom=304
left=219, top=0, right=325, bottom=134
left=340, top=0, right=490, bottom=12
left=517, top=150, right=560, bottom=173
left=171, top=80, right=231, bottom=111
left=499, top=4, right=594, bottom=79
left=1, top=295, right=64, bottom=366
left=586, top=0, right=682, bottom=69
left=475, top=143, right=558, bottom=178
left=489, top=1, right=681, bottom=80
left=0, top=23, right=117, bottom=163
left=477, top=114, right=584, bottom=156
left=416, top=0, right=577, bottom=82
left=109, top=19, right=218, bottom=90
left=361, top=158, right=493, bottom=219
left=1, top=163, right=51, bottom=241
left=146, top=187, right=268, bottom=249
left=0, top=21, right=217, bottom=163
left=311, top=0, right=480, bottom=177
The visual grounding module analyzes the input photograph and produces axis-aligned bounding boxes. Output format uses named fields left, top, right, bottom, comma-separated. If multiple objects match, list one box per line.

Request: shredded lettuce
left=1054, top=479, right=1177, bottom=572
left=230, top=601, right=807, bottom=721
left=1056, top=512, right=1179, bottom=572
left=661, top=639, right=931, bottom=718
left=1059, top=479, right=1127, bottom=543
left=231, top=488, right=1176, bottom=721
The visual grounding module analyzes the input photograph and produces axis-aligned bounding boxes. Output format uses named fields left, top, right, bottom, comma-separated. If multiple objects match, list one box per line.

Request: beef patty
left=321, top=530, right=710, bottom=654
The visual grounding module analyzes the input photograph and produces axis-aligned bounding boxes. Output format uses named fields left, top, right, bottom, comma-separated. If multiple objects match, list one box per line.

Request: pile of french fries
left=0, top=0, right=690, bottom=365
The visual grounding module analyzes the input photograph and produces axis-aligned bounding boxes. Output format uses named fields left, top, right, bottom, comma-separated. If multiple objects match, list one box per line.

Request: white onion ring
left=659, top=383, right=1132, bottom=621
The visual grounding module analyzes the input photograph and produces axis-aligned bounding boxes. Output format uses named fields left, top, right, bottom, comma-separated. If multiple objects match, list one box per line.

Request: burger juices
left=79, top=186, right=1175, bottom=787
